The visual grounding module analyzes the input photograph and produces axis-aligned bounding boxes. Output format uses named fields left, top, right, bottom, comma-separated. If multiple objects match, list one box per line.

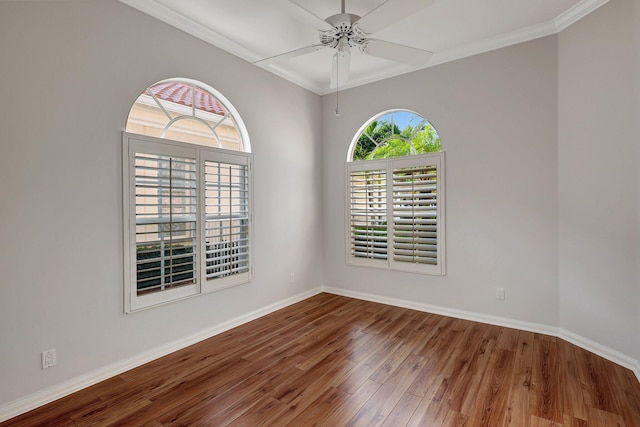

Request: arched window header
left=348, top=110, right=440, bottom=162
left=126, top=78, right=250, bottom=152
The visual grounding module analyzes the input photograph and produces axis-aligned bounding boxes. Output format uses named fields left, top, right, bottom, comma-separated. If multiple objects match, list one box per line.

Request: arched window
left=348, top=110, right=440, bottom=161
left=346, top=110, right=445, bottom=276
left=126, top=78, right=250, bottom=152
left=123, top=78, right=252, bottom=312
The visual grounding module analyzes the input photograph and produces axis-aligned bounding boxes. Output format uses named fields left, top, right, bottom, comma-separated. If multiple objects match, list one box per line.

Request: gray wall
left=558, top=0, right=640, bottom=360
left=0, top=0, right=323, bottom=406
left=322, top=36, right=560, bottom=327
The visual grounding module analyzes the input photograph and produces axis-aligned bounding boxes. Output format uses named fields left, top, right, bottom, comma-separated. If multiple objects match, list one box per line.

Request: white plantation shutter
left=202, top=151, right=251, bottom=291
left=391, top=157, right=442, bottom=274
left=125, top=138, right=200, bottom=311
left=346, top=153, right=445, bottom=275
left=124, top=134, right=252, bottom=312
left=348, top=162, right=388, bottom=269
left=135, top=153, right=198, bottom=294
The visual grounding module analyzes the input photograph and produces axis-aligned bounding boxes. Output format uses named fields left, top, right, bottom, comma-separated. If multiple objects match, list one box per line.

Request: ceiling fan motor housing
left=320, top=13, right=368, bottom=49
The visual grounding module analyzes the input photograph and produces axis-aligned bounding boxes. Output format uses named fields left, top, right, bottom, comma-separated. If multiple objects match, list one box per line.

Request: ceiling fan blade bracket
left=319, top=29, right=339, bottom=47
left=350, top=24, right=369, bottom=46
left=357, top=40, right=370, bottom=54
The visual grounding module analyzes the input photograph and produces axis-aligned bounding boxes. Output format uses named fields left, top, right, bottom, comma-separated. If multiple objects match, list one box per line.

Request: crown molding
left=554, top=0, right=610, bottom=32
left=119, top=0, right=260, bottom=62
left=257, top=63, right=327, bottom=95
left=427, top=19, right=558, bottom=71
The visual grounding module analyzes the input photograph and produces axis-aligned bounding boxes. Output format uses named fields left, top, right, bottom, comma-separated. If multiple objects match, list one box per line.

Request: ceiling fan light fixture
left=331, top=47, right=350, bottom=89
left=337, top=35, right=350, bottom=52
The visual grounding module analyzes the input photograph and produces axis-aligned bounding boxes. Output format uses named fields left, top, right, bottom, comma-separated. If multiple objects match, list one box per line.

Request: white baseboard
left=559, top=328, right=640, bottom=382
left=323, top=286, right=640, bottom=383
left=0, top=287, right=322, bottom=423
left=3, top=285, right=639, bottom=422
left=322, top=286, right=559, bottom=335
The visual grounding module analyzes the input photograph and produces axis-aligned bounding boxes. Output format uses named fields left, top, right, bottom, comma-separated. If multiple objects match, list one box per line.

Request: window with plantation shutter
left=346, top=154, right=444, bottom=275
left=123, top=78, right=252, bottom=312
left=347, top=109, right=445, bottom=276
left=203, top=154, right=250, bottom=290
left=124, top=134, right=253, bottom=312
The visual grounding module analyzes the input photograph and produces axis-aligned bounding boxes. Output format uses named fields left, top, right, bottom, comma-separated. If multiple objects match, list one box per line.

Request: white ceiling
left=120, top=0, right=608, bottom=95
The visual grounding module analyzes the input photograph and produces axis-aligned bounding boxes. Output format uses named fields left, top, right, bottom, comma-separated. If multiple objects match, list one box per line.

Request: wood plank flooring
left=3, top=293, right=640, bottom=426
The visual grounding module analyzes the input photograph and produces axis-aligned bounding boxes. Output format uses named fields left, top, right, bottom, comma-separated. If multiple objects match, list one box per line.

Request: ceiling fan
left=254, top=0, right=435, bottom=89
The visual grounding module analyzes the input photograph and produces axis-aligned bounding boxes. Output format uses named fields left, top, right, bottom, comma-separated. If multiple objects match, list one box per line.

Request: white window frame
left=346, top=152, right=446, bottom=276
left=123, top=132, right=253, bottom=312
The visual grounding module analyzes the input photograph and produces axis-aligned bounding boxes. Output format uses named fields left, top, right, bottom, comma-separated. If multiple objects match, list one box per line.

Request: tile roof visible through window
left=148, top=81, right=228, bottom=116
left=126, top=78, right=248, bottom=151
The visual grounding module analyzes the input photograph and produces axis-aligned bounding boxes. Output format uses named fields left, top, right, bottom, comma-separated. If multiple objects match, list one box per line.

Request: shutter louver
left=134, top=154, right=197, bottom=295
left=349, top=169, right=388, bottom=260
left=205, top=161, right=250, bottom=280
left=392, top=165, right=438, bottom=266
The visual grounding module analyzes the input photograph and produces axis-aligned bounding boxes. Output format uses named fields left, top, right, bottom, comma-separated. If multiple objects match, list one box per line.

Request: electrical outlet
left=42, top=349, right=56, bottom=369
left=289, top=273, right=295, bottom=283
left=496, top=287, right=505, bottom=300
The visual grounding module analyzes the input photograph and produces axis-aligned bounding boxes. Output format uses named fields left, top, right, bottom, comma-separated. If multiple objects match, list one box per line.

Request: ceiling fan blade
left=288, top=0, right=334, bottom=30
left=330, top=49, right=351, bottom=89
left=362, top=39, right=432, bottom=67
left=356, top=0, right=435, bottom=34
left=253, top=44, right=325, bottom=66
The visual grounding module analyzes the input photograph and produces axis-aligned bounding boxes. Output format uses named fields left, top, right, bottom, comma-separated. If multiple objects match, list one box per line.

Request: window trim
left=122, top=132, right=254, bottom=313
left=345, top=152, right=446, bottom=276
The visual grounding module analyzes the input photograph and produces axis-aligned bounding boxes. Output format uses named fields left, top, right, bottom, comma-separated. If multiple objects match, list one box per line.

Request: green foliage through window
left=352, top=111, right=441, bottom=161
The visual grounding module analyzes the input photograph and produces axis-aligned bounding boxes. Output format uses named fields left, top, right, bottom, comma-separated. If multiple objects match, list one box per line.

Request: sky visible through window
left=384, top=111, right=423, bottom=130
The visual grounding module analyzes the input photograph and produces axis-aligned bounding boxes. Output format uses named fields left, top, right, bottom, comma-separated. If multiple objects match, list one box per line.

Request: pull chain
left=335, top=54, right=340, bottom=116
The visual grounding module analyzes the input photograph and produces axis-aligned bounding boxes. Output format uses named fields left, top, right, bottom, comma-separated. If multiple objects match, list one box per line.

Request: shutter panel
left=392, top=164, right=438, bottom=267
left=204, top=160, right=250, bottom=282
left=134, top=153, right=197, bottom=295
left=349, top=169, right=388, bottom=261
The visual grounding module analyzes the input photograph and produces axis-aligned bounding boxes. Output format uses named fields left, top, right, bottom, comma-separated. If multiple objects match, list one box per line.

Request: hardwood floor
left=3, top=293, right=640, bottom=426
